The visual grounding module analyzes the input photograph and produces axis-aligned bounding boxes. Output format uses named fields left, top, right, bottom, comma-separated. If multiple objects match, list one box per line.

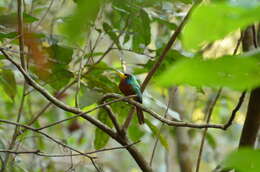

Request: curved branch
left=102, top=93, right=225, bottom=129
left=0, top=49, right=153, bottom=172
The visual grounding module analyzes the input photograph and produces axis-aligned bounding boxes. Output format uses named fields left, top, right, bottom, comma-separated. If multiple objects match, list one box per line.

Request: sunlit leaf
left=0, top=69, right=17, bottom=100
left=79, top=86, right=102, bottom=108
left=157, top=52, right=260, bottom=90
left=94, top=109, right=112, bottom=149
left=182, top=2, right=260, bottom=50
left=222, top=148, right=260, bottom=172
left=145, top=120, right=169, bottom=150
left=0, top=32, right=18, bottom=41
left=60, top=0, right=102, bottom=43
left=128, top=118, right=145, bottom=141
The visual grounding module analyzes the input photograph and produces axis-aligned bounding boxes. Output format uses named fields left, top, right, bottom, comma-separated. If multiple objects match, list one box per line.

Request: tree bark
left=169, top=88, right=193, bottom=172
left=239, top=26, right=260, bottom=147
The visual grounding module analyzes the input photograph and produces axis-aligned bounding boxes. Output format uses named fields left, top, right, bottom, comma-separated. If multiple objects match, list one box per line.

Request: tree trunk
left=239, top=26, right=260, bottom=147
left=169, top=88, right=193, bottom=172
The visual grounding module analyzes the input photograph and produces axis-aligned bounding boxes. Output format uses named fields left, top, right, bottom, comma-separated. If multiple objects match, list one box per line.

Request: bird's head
left=116, top=70, right=132, bottom=80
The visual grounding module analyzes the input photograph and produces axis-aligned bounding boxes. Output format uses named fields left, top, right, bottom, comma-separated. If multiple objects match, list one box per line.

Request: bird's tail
left=136, top=107, right=144, bottom=125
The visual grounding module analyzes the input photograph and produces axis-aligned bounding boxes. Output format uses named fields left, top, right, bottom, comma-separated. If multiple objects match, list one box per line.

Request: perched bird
left=117, top=71, right=144, bottom=124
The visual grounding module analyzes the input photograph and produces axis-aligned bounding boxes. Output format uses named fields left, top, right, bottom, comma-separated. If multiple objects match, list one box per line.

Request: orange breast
left=119, top=79, right=135, bottom=96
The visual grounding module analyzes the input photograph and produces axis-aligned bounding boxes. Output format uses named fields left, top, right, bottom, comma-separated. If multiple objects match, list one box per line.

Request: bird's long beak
left=115, top=70, right=127, bottom=79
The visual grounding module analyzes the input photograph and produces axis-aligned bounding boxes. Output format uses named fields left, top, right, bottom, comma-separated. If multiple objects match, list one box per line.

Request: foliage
left=0, top=0, right=259, bottom=171
left=222, top=148, right=260, bottom=172
left=182, top=1, right=260, bottom=50
left=157, top=52, right=260, bottom=90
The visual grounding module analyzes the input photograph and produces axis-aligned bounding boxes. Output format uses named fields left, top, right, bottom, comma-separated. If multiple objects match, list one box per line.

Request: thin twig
left=17, top=0, right=26, bottom=69
left=122, top=3, right=198, bottom=132
left=149, top=88, right=176, bottom=166
left=223, top=91, right=246, bottom=129
left=1, top=84, right=27, bottom=172
left=141, top=4, right=197, bottom=92
left=36, top=95, right=136, bottom=131
left=0, top=141, right=139, bottom=157
left=100, top=94, right=226, bottom=129
left=0, top=119, right=102, bottom=172
left=1, top=2, right=26, bottom=170
left=0, top=48, right=117, bottom=138
left=195, top=89, right=222, bottom=172
left=33, top=0, right=55, bottom=30
left=0, top=119, right=95, bottom=160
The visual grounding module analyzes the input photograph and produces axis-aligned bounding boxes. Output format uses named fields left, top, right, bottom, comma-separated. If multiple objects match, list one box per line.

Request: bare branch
left=195, top=89, right=222, bottom=172
left=122, top=3, right=199, bottom=132
left=141, top=4, right=197, bottom=92
left=34, top=0, right=55, bottom=30
left=0, top=141, right=139, bottom=157
left=0, top=48, right=116, bottom=138
left=149, top=87, right=177, bottom=166
left=36, top=95, right=135, bottom=131
left=0, top=119, right=95, bottom=160
left=102, top=94, right=225, bottom=129
left=223, top=91, right=246, bottom=129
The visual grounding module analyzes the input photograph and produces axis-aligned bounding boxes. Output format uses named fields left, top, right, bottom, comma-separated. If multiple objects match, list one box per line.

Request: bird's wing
left=131, top=76, right=142, bottom=102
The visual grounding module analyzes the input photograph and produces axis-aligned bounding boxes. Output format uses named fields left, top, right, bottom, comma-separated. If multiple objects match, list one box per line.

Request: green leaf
left=23, top=13, right=38, bottom=23
left=103, top=22, right=121, bottom=49
left=145, top=120, right=169, bottom=150
left=0, top=13, right=38, bottom=26
left=206, top=132, right=217, bottom=149
left=94, top=109, right=112, bottom=149
left=128, top=119, right=145, bottom=141
left=152, top=16, right=177, bottom=30
left=49, top=44, right=73, bottom=65
left=157, top=53, right=260, bottom=90
left=84, top=52, right=103, bottom=59
left=110, top=102, right=131, bottom=124
left=0, top=32, right=18, bottom=40
left=182, top=2, right=260, bottom=50
left=0, top=69, right=17, bottom=100
left=48, top=67, right=73, bottom=90
left=132, top=9, right=151, bottom=53
left=60, top=0, right=102, bottom=43
left=79, top=86, right=102, bottom=108
left=83, top=69, right=118, bottom=93
left=134, top=49, right=185, bottom=75
left=222, top=148, right=260, bottom=172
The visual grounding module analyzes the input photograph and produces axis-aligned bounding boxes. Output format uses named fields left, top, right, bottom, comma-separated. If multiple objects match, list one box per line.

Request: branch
left=195, top=89, right=222, bottom=172
left=17, top=0, right=26, bottom=69
left=141, top=4, right=197, bottom=91
left=149, top=89, right=173, bottom=166
left=122, top=3, right=198, bottom=131
left=36, top=95, right=136, bottom=131
left=34, top=0, right=55, bottom=30
left=223, top=91, right=246, bottom=129
left=0, top=48, right=116, bottom=138
left=0, top=119, right=95, bottom=159
left=102, top=94, right=225, bottom=129
left=0, top=141, right=139, bottom=157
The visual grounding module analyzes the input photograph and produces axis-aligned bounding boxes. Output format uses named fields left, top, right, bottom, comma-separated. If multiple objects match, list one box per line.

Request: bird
left=116, top=71, right=144, bottom=124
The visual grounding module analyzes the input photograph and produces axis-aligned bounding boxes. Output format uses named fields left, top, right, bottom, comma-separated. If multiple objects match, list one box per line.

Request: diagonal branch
left=0, top=48, right=116, bottom=138
left=122, top=3, right=198, bottom=131
left=102, top=94, right=225, bottom=129
left=141, top=4, right=197, bottom=91
left=0, top=48, right=152, bottom=171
